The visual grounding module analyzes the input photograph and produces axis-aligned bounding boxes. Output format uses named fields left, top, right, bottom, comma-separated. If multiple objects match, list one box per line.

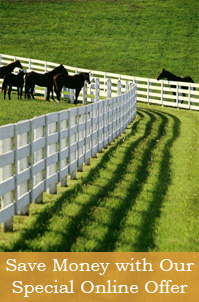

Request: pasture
left=0, top=0, right=199, bottom=251
left=0, top=0, right=198, bottom=79
left=0, top=103, right=198, bottom=252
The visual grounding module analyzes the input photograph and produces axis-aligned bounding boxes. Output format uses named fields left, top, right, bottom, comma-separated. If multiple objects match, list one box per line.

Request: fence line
left=0, top=81, right=137, bottom=231
left=0, top=53, right=199, bottom=110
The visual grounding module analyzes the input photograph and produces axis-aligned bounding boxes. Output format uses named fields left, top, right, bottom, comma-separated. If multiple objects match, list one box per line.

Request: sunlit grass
left=0, top=0, right=198, bottom=252
left=0, top=103, right=198, bottom=252
left=0, top=0, right=198, bottom=79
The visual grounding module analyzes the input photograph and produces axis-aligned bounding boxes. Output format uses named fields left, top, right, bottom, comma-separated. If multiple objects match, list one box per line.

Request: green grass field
left=0, top=0, right=198, bottom=79
left=0, top=103, right=198, bottom=252
left=0, top=0, right=198, bottom=252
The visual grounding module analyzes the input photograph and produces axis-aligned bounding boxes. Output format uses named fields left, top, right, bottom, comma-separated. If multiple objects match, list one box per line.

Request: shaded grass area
left=0, top=103, right=198, bottom=252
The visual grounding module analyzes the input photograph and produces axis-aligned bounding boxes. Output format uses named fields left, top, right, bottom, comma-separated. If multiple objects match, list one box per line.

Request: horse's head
left=83, top=73, right=91, bottom=84
left=16, top=60, right=23, bottom=69
left=157, top=69, right=166, bottom=80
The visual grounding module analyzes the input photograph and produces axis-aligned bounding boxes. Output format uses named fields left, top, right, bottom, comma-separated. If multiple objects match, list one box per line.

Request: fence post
left=29, top=59, right=32, bottom=71
left=77, top=109, right=84, bottom=172
left=85, top=106, right=91, bottom=165
left=95, top=78, right=100, bottom=102
left=125, top=81, right=130, bottom=92
left=0, top=136, right=13, bottom=232
left=107, top=78, right=111, bottom=98
left=176, top=83, right=179, bottom=108
left=117, top=79, right=122, bottom=96
left=83, top=81, right=87, bottom=105
left=190, top=85, right=194, bottom=107
left=69, top=89, right=74, bottom=103
left=58, top=112, right=68, bottom=187
left=69, top=109, right=77, bottom=179
left=15, top=123, right=30, bottom=216
left=46, top=115, right=58, bottom=194
left=44, top=62, right=48, bottom=99
left=178, top=84, right=182, bottom=105
left=161, top=82, right=165, bottom=106
left=148, top=80, right=152, bottom=104
left=31, top=118, right=44, bottom=204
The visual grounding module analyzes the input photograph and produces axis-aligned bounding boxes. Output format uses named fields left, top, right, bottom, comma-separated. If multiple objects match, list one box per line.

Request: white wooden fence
left=0, top=78, right=137, bottom=231
left=0, top=53, right=199, bottom=110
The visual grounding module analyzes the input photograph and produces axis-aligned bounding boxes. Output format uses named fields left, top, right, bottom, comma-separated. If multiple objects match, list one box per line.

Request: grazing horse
left=157, top=69, right=194, bottom=100
left=0, top=60, right=23, bottom=79
left=25, top=64, right=68, bottom=101
left=53, top=72, right=91, bottom=103
left=2, top=70, right=25, bottom=100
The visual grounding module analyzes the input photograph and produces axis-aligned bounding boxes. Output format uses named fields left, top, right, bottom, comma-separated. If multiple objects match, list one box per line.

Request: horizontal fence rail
left=0, top=53, right=199, bottom=110
left=0, top=78, right=137, bottom=231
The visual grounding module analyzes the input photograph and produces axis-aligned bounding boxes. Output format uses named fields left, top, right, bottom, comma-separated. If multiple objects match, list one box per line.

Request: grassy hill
left=0, top=0, right=198, bottom=80
left=0, top=0, right=198, bottom=251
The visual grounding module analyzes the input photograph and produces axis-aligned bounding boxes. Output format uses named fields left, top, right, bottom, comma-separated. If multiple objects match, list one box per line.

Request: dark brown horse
left=25, top=64, right=68, bottom=100
left=0, top=60, right=23, bottom=79
left=53, top=72, right=90, bottom=103
left=157, top=69, right=194, bottom=99
left=2, top=69, right=25, bottom=100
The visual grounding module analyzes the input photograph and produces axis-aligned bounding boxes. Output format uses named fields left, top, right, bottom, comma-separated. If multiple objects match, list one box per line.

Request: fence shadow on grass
left=100, top=110, right=180, bottom=252
left=1, top=110, right=153, bottom=251
left=2, top=108, right=180, bottom=252
left=67, top=109, right=180, bottom=252
left=131, top=111, right=181, bottom=251
left=94, top=109, right=170, bottom=251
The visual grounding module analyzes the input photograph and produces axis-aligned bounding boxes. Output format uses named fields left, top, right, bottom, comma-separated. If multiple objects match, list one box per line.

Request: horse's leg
left=8, top=86, right=12, bottom=100
left=27, top=86, right=31, bottom=99
left=17, top=87, right=20, bottom=99
left=30, top=86, right=35, bottom=99
left=4, top=85, right=7, bottom=100
left=47, top=86, right=52, bottom=101
left=75, top=88, right=81, bottom=104
left=25, top=83, right=28, bottom=99
left=56, top=88, right=62, bottom=102
left=54, top=85, right=58, bottom=101
left=19, top=86, right=22, bottom=99
left=50, top=86, right=54, bottom=101
left=57, top=89, right=61, bottom=102
left=46, top=87, right=50, bottom=101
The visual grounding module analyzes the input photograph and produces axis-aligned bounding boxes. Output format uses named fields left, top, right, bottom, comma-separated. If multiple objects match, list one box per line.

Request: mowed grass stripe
left=71, top=110, right=169, bottom=251
left=152, top=109, right=199, bottom=252
left=114, top=110, right=180, bottom=251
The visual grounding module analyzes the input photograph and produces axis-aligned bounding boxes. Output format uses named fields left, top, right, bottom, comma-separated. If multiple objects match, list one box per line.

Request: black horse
left=2, top=69, right=25, bottom=100
left=0, top=60, right=23, bottom=79
left=157, top=69, right=194, bottom=99
left=25, top=64, right=68, bottom=100
left=53, top=72, right=90, bottom=103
